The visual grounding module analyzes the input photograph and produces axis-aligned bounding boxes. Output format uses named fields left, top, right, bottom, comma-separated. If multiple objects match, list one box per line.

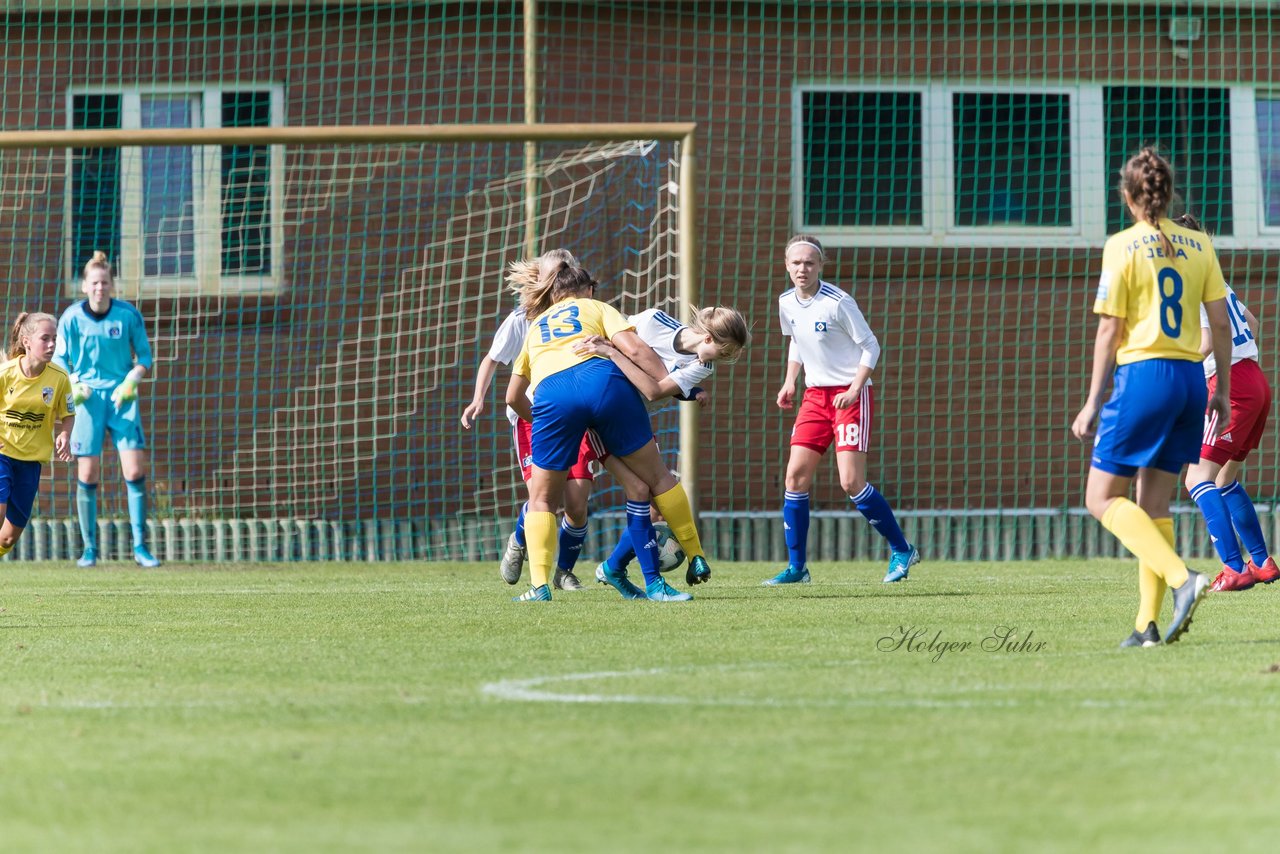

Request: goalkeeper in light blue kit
left=53, top=251, right=160, bottom=567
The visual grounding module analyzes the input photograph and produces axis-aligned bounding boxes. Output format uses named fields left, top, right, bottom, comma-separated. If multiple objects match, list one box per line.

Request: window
left=794, top=84, right=1080, bottom=246
left=1103, top=86, right=1232, bottom=235
left=69, top=87, right=282, bottom=294
left=802, top=90, right=923, bottom=227
left=1257, top=98, right=1280, bottom=227
left=952, top=92, right=1072, bottom=228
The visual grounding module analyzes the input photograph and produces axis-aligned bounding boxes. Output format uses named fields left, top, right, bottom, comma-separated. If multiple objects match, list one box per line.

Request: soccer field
left=1, top=560, right=1277, bottom=852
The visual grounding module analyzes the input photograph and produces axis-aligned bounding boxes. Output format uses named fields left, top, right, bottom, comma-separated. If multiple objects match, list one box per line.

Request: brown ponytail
left=1119, top=147, right=1176, bottom=259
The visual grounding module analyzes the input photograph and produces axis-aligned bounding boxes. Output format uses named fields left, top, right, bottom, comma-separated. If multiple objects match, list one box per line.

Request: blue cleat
left=76, top=548, right=98, bottom=568
left=645, top=577, right=693, bottom=602
left=596, top=560, right=646, bottom=600
left=1164, top=570, right=1210, bottom=644
left=133, top=546, right=162, bottom=568
left=763, top=565, right=810, bottom=586
left=883, top=545, right=920, bottom=583
left=686, top=554, right=711, bottom=586
left=512, top=583, right=552, bottom=603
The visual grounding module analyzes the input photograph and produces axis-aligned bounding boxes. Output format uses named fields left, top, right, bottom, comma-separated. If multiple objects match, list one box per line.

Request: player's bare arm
left=832, top=365, right=873, bottom=409
left=54, top=415, right=75, bottom=462
left=461, top=355, right=501, bottom=429
left=1203, top=297, right=1232, bottom=436
left=609, top=329, right=669, bottom=385
left=1072, top=314, right=1124, bottom=441
left=776, top=359, right=802, bottom=410
left=504, top=374, right=534, bottom=422
left=575, top=336, right=679, bottom=401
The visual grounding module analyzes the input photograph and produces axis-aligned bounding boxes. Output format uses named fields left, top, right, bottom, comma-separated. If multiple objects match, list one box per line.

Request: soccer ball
left=655, top=525, right=685, bottom=573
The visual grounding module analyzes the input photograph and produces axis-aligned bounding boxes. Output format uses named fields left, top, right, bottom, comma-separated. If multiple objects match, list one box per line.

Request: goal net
left=1, top=128, right=690, bottom=560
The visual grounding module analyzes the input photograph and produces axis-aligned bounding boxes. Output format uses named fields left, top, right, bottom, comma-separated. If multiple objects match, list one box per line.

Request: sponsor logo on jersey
left=1095, top=271, right=1112, bottom=302
left=1221, top=431, right=1234, bottom=443
left=814, top=321, right=828, bottom=332
left=65, top=393, right=75, bottom=412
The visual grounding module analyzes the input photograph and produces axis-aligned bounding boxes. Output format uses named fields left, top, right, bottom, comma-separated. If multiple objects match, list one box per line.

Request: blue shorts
left=70, top=386, right=147, bottom=457
left=0, top=454, right=43, bottom=528
left=1092, top=358, right=1207, bottom=477
left=530, top=359, right=654, bottom=470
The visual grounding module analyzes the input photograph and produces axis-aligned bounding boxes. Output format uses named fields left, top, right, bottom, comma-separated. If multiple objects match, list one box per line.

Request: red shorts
left=1201, top=358, right=1271, bottom=465
left=514, top=419, right=601, bottom=481
left=790, top=385, right=873, bottom=453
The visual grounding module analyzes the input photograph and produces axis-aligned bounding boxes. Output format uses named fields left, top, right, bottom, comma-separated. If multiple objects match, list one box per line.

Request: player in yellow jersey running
left=0, top=313, right=75, bottom=560
left=504, top=261, right=711, bottom=602
left=1072, top=147, right=1233, bottom=647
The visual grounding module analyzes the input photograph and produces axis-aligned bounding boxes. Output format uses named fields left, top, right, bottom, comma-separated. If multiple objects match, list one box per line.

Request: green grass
left=2, top=559, right=1280, bottom=853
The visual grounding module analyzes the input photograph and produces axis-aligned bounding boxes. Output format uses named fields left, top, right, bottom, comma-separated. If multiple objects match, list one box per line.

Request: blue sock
left=627, top=501, right=661, bottom=585
left=125, top=477, right=147, bottom=550
left=557, top=518, right=588, bottom=570
left=783, top=491, right=810, bottom=570
left=1221, top=480, right=1271, bottom=566
left=513, top=502, right=528, bottom=548
left=76, top=481, right=98, bottom=552
left=851, top=484, right=910, bottom=553
left=1190, top=481, right=1245, bottom=571
left=608, top=530, right=636, bottom=571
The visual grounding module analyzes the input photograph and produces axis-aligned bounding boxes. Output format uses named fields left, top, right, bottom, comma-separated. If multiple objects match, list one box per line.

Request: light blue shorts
left=70, top=386, right=147, bottom=457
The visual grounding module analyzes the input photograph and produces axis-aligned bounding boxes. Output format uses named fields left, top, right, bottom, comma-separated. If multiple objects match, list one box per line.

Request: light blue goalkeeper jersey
left=53, top=299, right=154, bottom=389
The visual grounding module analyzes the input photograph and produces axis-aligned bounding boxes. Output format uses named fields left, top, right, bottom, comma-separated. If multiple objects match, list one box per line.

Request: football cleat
left=1212, top=566, right=1256, bottom=592
left=499, top=532, right=526, bottom=585
left=553, top=568, right=585, bottom=591
left=76, top=547, right=98, bottom=568
left=512, top=584, right=552, bottom=603
left=883, top=545, right=920, bottom=583
left=596, top=560, right=646, bottom=600
left=1120, top=621, right=1161, bottom=648
left=645, top=577, right=693, bottom=602
left=133, top=546, right=161, bottom=568
left=763, top=565, right=810, bottom=586
left=1249, top=557, right=1280, bottom=584
left=1164, top=570, right=1210, bottom=644
left=686, top=554, right=711, bottom=586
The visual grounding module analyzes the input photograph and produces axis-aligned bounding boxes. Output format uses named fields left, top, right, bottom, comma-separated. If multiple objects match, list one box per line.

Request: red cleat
left=1249, top=557, right=1280, bottom=584
left=1212, top=566, right=1257, bottom=592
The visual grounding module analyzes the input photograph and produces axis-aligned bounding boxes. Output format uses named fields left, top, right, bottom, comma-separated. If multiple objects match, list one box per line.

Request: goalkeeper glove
left=71, top=380, right=90, bottom=406
left=110, top=366, right=147, bottom=407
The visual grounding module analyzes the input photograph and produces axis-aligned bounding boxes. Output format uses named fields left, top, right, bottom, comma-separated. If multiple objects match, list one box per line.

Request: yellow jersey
left=1094, top=217, right=1227, bottom=365
left=0, top=358, right=74, bottom=461
left=514, top=298, right=635, bottom=390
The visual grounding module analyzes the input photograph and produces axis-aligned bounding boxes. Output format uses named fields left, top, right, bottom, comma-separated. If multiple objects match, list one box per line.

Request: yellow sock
left=1135, top=517, right=1174, bottom=631
left=523, top=511, right=558, bottom=589
left=1101, top=498, right=1188, bottom=588
left=0, top=542, right=11, bottom=558
left=651, top=482, right=705, bottom=560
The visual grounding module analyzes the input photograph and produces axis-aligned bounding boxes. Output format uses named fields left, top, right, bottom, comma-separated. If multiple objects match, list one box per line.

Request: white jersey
left=778, top=281, right=880, bottom=389
left=486, top=308, right=530, bottom=424
left=1199, top=282, right=1259, bottom=379
left=630, top=308, right=714, bottom=413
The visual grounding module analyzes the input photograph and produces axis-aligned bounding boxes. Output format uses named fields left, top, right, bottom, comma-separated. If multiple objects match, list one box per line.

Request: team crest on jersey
left=106, top=321, right=123, bottom=338
left=814, top=321, right=828, bottom=332
left=41, top=386, right=54, bottom=405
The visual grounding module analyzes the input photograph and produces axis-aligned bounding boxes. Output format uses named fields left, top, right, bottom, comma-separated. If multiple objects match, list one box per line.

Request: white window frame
left=793, top=82, right=1280, bottom=250
left=65, top=84, right=285, bottom=296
